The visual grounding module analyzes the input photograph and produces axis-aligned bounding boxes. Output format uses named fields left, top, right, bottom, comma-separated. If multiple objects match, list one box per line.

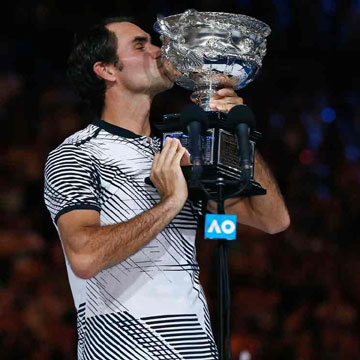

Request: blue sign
left=204, top=214, right=237, bottom=240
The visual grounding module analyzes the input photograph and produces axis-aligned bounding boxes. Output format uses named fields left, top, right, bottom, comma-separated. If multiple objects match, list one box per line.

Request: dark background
left=1, top=1, right=360, bottom=359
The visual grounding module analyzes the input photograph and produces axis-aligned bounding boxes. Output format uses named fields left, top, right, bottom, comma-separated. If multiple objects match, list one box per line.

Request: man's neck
left=101, top=90, right=153, bottom=137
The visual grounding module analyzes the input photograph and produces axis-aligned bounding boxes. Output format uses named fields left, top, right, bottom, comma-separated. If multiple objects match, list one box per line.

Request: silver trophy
left=153, top=9, right=271, bottom=198
left=154, top=9, right=271, bottom=110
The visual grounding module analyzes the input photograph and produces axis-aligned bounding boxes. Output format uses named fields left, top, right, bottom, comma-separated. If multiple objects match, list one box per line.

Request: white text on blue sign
left=204, top=214, right=237, bottom=240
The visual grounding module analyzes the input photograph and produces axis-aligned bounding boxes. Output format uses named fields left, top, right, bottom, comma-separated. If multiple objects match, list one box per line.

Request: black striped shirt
left=44, top=119, right=218, bottom=359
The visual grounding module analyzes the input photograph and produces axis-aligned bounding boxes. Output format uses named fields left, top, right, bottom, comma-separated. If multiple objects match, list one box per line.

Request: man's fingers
left=214, top=88, right=238, bottom=98
left=163, top=138, right=181, bottom=167
left=180, top=149, right=192, bottom=166
left=211, top=96, right=244, bottom=106
left=152, top=152, right=159, bottom=168
left=209, top=101, right=243, bottom=111
left=210, top=87, right=243, bottom=111
left=176, top=138, right=183, bottom=150
left=212, top=102, right=246, bottom=112
left=172, top=146, right=187, bottom=166
left=210, top=92, right=244, bottom=112
left=156, top=137, right=173, bottom=168
left=220, top=96, right=244, bottom=104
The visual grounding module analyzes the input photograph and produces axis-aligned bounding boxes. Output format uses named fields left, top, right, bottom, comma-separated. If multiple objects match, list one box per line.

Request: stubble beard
left=149, top=68, right=174, bottom=96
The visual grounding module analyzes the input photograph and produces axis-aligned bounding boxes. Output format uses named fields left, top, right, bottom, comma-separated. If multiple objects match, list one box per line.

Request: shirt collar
left=92, top=119, right=145, bottom=139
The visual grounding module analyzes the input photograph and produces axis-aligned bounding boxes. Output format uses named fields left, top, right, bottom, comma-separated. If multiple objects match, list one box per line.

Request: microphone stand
left=200, top=175, right=249, bottom=360
left=215, top=177, right=231, bottom=360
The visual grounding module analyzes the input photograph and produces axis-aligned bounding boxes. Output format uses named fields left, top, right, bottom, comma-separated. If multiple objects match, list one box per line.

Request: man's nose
left=150, top=44, right=161, bottom=58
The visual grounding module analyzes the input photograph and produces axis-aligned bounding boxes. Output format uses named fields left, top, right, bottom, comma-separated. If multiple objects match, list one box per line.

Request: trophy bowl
left=154, top=9, right=271, bottom=110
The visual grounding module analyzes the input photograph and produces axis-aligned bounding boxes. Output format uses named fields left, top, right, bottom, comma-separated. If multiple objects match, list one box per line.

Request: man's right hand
left=150, top=137, right=189, bottom=213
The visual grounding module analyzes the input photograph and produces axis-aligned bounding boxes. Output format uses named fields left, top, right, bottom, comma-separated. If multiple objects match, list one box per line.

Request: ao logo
left=208, top=219, right=235, bottom=234
left=205, top=214, right=237, bottom=240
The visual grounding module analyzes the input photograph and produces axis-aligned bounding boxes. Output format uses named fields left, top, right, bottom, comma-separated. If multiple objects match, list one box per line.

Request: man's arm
left=208, top=151, right=290, bottom=234
left=205, top=88, right=290, bottom=234
left=57, top=137, right=188, bottom=279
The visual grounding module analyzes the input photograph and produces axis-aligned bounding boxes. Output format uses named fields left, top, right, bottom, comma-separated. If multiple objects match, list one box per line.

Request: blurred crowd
left=2, top=0, right=360, bottom=359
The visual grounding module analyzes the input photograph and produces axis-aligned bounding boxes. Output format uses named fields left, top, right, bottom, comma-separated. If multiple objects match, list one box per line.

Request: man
left=44, top=17, right=289, bottom=360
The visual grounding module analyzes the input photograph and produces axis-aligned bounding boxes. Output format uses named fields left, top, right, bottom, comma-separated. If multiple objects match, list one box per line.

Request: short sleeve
left=44, top=144, right=101, bottom=224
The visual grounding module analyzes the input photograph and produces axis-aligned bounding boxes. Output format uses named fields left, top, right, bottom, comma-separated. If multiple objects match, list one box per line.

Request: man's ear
left=93, top=62, right=117, bottom=81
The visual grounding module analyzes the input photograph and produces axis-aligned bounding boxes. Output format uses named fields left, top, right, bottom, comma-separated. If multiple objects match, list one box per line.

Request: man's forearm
left=246, top=151, right=289, bottom=232
left=59, top=138, right=189, bottom=279
left=65, top=197, right=181, bottom=278
left=222, top=151, right=290, bottom=233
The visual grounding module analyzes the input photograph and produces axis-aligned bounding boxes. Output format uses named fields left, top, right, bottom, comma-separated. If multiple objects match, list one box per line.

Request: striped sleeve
left=44, top=143, right=101, bottom=224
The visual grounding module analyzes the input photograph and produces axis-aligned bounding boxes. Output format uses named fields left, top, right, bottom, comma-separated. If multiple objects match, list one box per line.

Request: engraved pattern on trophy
left=155, top=9, right=271, bottom=110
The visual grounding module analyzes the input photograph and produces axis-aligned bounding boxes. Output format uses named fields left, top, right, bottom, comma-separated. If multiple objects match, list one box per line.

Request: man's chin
left=152, top=77, right=174, bottom=95
left=164, top=78, right=174, bottom=90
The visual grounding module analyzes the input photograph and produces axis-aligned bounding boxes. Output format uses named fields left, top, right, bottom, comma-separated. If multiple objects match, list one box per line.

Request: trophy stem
left=191, top=84, right=220, bottom=111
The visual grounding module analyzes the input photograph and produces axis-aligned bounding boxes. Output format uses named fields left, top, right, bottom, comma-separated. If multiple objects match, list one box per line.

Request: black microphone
left=145, top=106, right=209, bottom=188
left=227, top=105, right=256, bottom=172
left=180, top=105, right=209, bottom=184
left=181, top=105, right=209, bottom=166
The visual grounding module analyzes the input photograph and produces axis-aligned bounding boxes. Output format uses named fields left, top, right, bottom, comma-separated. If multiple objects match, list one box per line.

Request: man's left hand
left=192, top=88, right=244, bottom=112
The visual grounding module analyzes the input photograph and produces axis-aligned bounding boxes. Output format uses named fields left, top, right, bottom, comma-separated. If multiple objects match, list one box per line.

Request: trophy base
left=153, top=111, right=266, bottom=201
left=181, top=164, right=266, bottom=201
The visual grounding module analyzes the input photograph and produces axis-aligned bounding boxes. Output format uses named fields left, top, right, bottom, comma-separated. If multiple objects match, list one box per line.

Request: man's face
left=106, top=22, right=173, bottom=95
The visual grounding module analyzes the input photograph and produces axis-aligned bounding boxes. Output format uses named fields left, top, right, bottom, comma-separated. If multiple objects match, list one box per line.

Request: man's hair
left=67, top=17, right=135, bottom=117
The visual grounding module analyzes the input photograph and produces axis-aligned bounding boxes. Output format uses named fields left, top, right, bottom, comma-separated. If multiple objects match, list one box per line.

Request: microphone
left=145, top=106, right=208, bottom=188
left=227, top=105, right=256, bottom=174
left=181, top=105, right=209, bottom=167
